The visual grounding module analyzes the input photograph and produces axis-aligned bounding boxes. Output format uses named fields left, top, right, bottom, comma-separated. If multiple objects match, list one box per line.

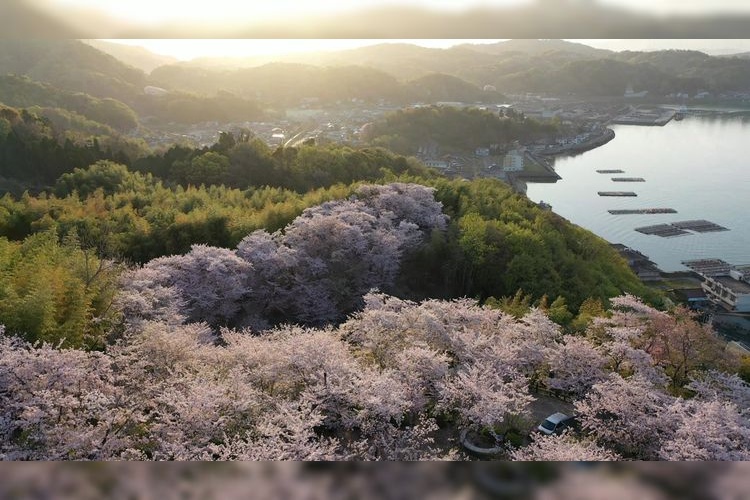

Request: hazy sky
left=18, top=0, right=750, bottom=38
left=42, top=0, right=750, bottom=22
left=106, top=39, right=750, bottom=61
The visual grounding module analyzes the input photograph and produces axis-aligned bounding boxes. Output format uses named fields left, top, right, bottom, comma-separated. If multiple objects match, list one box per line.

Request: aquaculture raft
left=598, top=191, right=637, bottom=197
left=671, top=220, right=729, bottom=233
left=635, top=224, right=689, bottom=237
left=608, top=208, right=677, bottom=215
left=635, top=220, right=729, bottom=238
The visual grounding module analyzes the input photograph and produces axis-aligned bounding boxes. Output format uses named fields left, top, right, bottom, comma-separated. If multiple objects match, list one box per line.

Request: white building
left=683, top=260, right=750, bottom=313
left=503, top=150, right=525, bottom=172
left=424, top=159, right=449, bottom=169
left=702, top=275, right=750, bottom=313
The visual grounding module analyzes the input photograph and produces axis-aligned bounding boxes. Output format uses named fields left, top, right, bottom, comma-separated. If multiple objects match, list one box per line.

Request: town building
left=503, top=150, right=525, bottom=172
left=682, top=259, right=750, bottom=313
left=611, top=244, right=662, bottom=282
left=424, top=159, right=449, bottom=169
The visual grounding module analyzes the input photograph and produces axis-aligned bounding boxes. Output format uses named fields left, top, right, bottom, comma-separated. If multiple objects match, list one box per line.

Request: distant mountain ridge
left=147, top=40, right=750, bottom=98
left=0, top=40, right=146, bottom=104
left=4, top=39, right=750, bottom=120
left=82, top=40, right=179, bottom=73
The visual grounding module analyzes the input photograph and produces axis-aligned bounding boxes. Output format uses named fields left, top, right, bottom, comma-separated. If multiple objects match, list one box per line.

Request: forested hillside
left=0, top=104, right=150, bottom=189
left=0, top=40, right=146, bottom=104
left=0, top=75, right=139, bottom=131
left=150, top=63, right=503, bottom=105
left=0, top=41, right=266, bottom=125
left=364, top=106, right=560, bottom=154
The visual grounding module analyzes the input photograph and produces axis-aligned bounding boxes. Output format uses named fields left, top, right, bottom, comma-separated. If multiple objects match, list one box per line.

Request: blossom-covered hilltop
left=2, top=185, right=747, bottom=461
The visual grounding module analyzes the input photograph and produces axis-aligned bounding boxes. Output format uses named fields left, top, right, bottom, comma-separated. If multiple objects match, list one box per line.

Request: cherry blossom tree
left=439, top=363, right=534, bottom=430
left=597, top=326, right=668, bottom=387
left=545, top=335, right=608, bottom=398
left=686, top=370, right=750, bottom=415
left=604, top=295, right=733, bottom=390
left=4, top=287, right=748, bottom=462
left=354, top=183, right=448, bottom=231
left=115, top=266, right=186, bottom=328
left=355, top=415, right=459, bottom=461
left=234, top=230, right=300, bottom=329
left=127, top=245, right=253, bottom=327
left=200, top=400, right=343, bottom=461
left=0, top=333, right=129, bottom=460
left=660, top=399, right=750, bottom=461
left=510, top=432, right=620, bottom=461
left=574, top=374, right=674, bottom=459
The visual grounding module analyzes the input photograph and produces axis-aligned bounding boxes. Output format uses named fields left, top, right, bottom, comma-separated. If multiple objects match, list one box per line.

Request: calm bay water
left=525, top=116, right=750, bottom=272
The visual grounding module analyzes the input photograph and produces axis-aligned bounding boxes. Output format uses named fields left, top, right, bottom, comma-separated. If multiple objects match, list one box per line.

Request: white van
left=537, top=412, right=576, bottom=435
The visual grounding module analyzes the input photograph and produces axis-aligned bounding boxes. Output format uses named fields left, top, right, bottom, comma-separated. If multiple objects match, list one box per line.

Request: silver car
left=537, top=412, right=575, bottom=435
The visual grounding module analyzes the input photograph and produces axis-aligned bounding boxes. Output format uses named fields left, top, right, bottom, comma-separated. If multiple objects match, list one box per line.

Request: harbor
left=526, top=117, right=750, bottom=272
left=611, top=108, right=676, bottom=126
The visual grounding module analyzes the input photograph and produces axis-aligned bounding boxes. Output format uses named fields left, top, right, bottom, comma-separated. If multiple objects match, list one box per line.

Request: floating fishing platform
left=608, top=208, right=677, bottom=215
left=598, top=191, right=637, bottom=197
left=635, top=224, right=690, bottom=237
left=597, top=169, right=625, bottom=174
left=671, top=220, right=729, bottom=233
left=636, top=219, right=729, bottom=238
left=612, top=177, right=646, bottom=182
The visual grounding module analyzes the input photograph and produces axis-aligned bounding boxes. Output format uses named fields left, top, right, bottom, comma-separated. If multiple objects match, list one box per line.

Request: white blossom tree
left=545, top=335, right=608, bottom=398
left=0, top=333, right=129, bottom=460
left=127, top=244, right=253, bottom=327
left=439, top=363, right=534, bottom=430
left=574, top=374, right=674, bottom=459
left=659, top=399, right=750, bottom=461
left=510, top=432, right=620, bottom=461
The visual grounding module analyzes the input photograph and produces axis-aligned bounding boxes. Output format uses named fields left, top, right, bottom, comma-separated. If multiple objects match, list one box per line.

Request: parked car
left=537, top=412, right=576, bottom=435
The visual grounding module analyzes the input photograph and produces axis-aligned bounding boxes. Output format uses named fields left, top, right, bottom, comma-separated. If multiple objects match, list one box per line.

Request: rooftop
left=682, top=258, right=733, bottom=277
left=676, top=288, right=708, bottom=300
left=714, top=276, right=750, bottom=295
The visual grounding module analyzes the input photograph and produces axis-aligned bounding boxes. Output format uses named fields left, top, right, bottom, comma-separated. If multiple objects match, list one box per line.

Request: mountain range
left=3, top=39, right=750, bottom=129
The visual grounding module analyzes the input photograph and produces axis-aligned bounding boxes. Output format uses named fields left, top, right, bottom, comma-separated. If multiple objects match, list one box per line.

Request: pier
left=598, top=191, right=637, bottom=197
left=612, top=177, right=645, bottom=182
left=612, top=109, right=675, bottom=126
left=608, top=208, right=676, bottom=215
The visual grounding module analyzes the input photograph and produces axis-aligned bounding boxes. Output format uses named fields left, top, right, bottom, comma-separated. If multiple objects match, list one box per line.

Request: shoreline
left=509, top=128, right=616, bottom=191
left=537, top=127, right=616, bottom=157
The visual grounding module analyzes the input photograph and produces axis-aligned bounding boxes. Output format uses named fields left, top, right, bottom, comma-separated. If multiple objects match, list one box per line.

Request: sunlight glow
left=43, top=0, right=530, bottom=25
left=103, top=39, right=502, bottom=61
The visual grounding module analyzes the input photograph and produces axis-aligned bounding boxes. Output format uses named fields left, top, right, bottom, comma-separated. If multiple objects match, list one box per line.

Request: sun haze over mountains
left=6, top=0, right=750, bottom=38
